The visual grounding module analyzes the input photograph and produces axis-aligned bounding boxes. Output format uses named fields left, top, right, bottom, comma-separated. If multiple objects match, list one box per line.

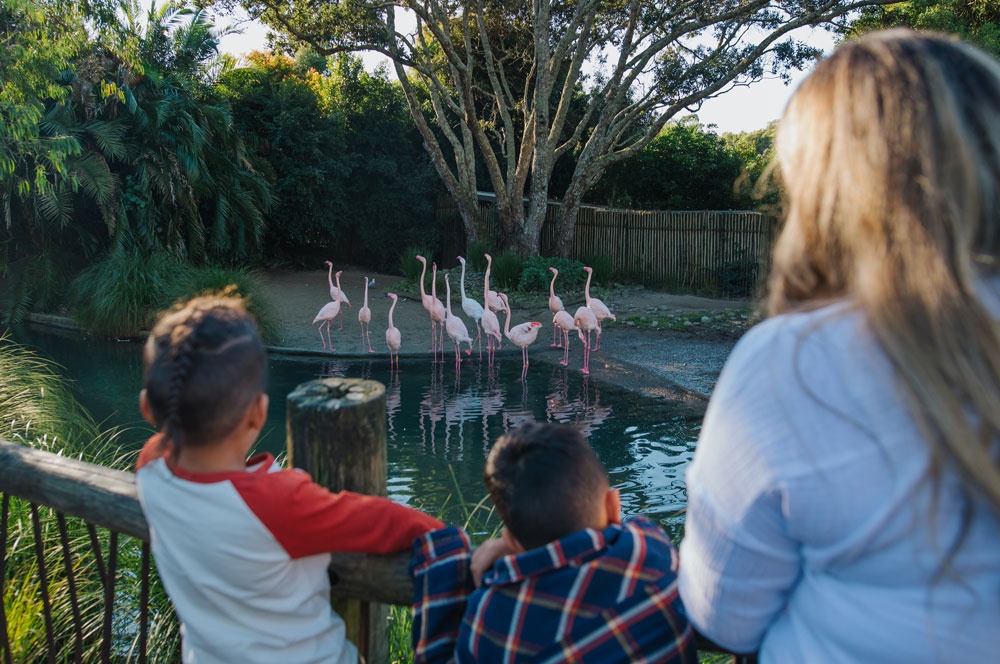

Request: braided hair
left=143, top=294, right=267, bottom=450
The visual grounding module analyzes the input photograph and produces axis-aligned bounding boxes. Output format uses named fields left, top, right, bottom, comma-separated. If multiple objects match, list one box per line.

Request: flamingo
left=385, top=292, right=401, bottom=371
left=415, top=255, right=446, bottom=361
left=548, top=267, right=566, bottom=347
left=313, top=270, right=347, bottom=350
left=457, top=256, right=485, bottom=358
left=499, top=293, right=542, bottom=381
left=483, top=253, right=506, bottom=313
left=312, top=301, right=341, bottom=350
left=480, top=254, right=503, bottom=365
left=443, top=273, right=474, bottom=366
left=430, top=263, right=448, bottom=362
left=583, top=266, right=615, bottom=350
left=358, top=276, right=374, bottom=353
left=323, top=261, right=351, bottom=330
left=573, top=305, right=600, bottom=375
left=552, top=310, right=578, bottom=366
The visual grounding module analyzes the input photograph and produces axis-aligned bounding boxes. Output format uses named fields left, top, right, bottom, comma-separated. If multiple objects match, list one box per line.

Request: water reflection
left=12, top=327, right=700, bottom=536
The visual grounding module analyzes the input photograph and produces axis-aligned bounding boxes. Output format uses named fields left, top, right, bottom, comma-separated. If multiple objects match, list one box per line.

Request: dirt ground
left=261, top=266, right=752, bottom=407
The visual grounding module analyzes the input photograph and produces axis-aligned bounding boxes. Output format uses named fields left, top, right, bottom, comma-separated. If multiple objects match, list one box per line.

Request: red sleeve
left=233, top=469, right=445, bottom=559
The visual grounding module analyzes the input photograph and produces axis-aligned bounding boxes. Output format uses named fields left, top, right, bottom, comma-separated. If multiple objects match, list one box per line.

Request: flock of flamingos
left=312, top=254, right=616, bottom=378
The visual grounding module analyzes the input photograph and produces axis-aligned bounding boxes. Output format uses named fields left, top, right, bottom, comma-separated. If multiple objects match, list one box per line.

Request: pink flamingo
left=457, top=256, right=484, bottom=358
left=430, top=263, right=448, bottom=361
left=415, top=255, right=446, bottom=361
left=358, top=276, right=374, bottom=353
left=480, top=254, right=503, bottom=365
left=385, top=292, right=401, bottom=371
left=499, top=293, right=542, bottom=381
left=573, top=305, right=600, bottom=375
left=548, top=267, right=566, bottom=347
left=552, top=310, right=578, bottom=366
left=583, top=266, right=615, bottom=350
left=443, top=273, right=474, bottom=367
left=483, top=253, right=506, bottom=313
left=323, top=261, right=351, bottom=330
left=312, top=271, right=346, bottom=350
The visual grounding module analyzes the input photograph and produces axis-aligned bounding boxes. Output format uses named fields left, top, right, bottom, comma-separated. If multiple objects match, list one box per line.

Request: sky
left=212, top=8, right=836, bottom=135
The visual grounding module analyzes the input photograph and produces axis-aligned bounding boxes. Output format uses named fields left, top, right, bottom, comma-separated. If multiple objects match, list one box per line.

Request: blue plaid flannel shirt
left=410, top=516, right=696, bottom=663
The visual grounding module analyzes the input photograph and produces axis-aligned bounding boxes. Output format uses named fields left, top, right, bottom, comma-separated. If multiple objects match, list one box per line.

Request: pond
left=14, top=326, right=700, bottom=538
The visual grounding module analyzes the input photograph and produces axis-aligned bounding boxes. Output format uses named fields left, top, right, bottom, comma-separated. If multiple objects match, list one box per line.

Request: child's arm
left=410, top=526, right=475, bottom=664
left=233, top=469, right=444, bottom=558
left=469, top=537, right=512, bottom=587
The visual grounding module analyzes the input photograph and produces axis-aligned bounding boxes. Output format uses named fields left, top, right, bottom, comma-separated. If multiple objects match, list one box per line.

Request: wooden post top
left=286, top=378, right=385, bottom=410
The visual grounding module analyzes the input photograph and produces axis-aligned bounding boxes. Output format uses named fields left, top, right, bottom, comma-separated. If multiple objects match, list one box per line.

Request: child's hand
left=471, top=538, right=513, bottom=587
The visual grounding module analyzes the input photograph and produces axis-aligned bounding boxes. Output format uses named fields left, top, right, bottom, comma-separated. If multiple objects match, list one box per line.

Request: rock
left=701, top=316, right=712, bottom=324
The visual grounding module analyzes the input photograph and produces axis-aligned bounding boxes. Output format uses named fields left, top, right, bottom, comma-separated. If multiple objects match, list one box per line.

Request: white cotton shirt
left=136, top=442, right=441, bottom=664
left=679, top=299, right=1000, bottom=662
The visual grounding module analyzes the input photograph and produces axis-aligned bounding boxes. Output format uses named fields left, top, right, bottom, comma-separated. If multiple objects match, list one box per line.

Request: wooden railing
left=0, top=377, right=755, bottom=663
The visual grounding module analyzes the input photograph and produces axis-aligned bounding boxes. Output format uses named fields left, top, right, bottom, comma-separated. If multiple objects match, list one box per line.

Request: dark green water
left=14, top=326, right=699, bottom=537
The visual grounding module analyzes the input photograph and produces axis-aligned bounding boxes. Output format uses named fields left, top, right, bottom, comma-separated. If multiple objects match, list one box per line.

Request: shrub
left=177, top=267, right=281, bottom=344
left=490, top=250, right=523, bottom=291
left=465, top=240, right=492, bottom=272
left=400, top=246, right=433, bottom=282
left=580, top=252, right=614, bottom=285
left=518, top=256, right=586, bottom=293
left=70, top=252, right=190, bottom=338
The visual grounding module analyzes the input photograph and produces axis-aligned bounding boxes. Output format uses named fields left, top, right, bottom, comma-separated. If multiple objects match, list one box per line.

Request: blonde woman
left=678, top=30, right=1000, bottom=661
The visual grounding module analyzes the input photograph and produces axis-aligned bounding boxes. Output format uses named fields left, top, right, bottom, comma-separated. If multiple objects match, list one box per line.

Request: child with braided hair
left=135, top=294, right=442, bottom=664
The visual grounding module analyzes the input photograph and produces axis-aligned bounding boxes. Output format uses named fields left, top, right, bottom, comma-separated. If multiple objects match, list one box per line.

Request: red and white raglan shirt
left=135, top=434, right=442, bottom=664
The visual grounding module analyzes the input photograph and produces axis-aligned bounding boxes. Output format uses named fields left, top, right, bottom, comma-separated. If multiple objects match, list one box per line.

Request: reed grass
left=1, top=334, right=181, bottom=661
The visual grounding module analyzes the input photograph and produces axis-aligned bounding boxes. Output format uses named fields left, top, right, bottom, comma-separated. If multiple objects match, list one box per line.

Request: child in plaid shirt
left=410, top=422, right=696, bottom=663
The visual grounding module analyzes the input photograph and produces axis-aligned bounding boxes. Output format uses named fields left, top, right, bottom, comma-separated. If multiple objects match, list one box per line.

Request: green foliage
left=0, top=334, right=181, bottom=661
left=400, top=247, right=433, bottom=282
left=2, top=252, right=73, bottom=327
left=178, top=267, right=280, bottom=344
left=722, top=122, right=781, bottom=212
left=845, top=1, right=1000, bottom=57
left=490, top=251, right=524, bottom=291
left=588, top=117, right=745, bottom=210
left=70, top=252, right=189, bottom=338
left=580, top=253, right=614, bottom=285
left=465, top=240, right=492, bottom=272
left=517, top=256, right=586, bottom=293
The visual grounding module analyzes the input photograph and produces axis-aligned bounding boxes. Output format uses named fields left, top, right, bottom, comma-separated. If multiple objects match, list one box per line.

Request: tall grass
left=1, top=335, right=181, bottom=662
left=400, top=247, right=433, bottom=282
left=490, top=250, right=524, bottom=292
left=387, top=467, right=499, bottom=664
left=178, top=267, right=280, bottom=344
left=69, top=251, right=279, bottom=342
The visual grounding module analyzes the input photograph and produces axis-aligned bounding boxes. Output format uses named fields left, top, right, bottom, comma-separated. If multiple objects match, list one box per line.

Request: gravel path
left=262, top=267, right=746, bottom=409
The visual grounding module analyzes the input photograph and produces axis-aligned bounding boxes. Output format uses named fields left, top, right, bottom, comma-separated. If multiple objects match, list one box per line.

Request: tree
left=219, top=1, right=900, bottom=256
left=589, top=117, right=745, bottom=210
left=844, top=1, right=1000, bottom=56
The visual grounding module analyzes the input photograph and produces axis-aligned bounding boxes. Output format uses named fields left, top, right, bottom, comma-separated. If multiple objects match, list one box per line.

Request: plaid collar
left=484, top=522, right=625, bottom=587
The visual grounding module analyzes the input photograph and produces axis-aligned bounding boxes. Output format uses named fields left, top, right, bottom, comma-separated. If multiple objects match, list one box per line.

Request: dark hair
left=143, top=294, right=267, bottom=449
left=484, top=422, right=609, bottom=550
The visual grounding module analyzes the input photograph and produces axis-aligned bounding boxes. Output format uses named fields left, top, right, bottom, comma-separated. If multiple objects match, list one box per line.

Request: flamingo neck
left=549, top=273, right=557, bottom=298
left=584, top=270, right=593, bottom=303
left=327, top=264, right=334, bottom=288
left=419, top=260, right=428, bottom=297
left=363, top=280, right=369, bottom=306
left=484, top=259, right=492, bottom=305
left=445, top=279, right=452, bottom=315
left=459, top=261, right=468, bottom=299
left=502, top=301, right=511, bottom=336
left=388, top=299, right=396, bottom=326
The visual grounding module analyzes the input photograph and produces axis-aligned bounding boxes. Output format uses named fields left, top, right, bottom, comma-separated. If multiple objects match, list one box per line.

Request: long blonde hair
left=769, top=29, right=1000, bottom=514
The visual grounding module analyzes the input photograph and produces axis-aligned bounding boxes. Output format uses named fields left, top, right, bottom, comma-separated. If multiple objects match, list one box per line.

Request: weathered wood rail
left=0, top=376, right=755, bottom=663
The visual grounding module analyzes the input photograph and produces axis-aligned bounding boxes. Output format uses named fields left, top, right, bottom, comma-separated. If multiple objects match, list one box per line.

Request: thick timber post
left=286, top=378, right=389, bottom=664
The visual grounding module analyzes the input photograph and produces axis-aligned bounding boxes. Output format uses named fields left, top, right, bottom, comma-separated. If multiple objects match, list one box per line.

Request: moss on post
left=286, top=377, right=389, bottom=664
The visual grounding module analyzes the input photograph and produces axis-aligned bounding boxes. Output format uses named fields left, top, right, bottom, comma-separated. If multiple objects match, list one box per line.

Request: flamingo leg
left=521, top=347, right=529, bottom=381
left=552, top=325, right=559, bottom=347
left=326, top=322, right=333, bottom=351
left=561, top=331, right=570, bottom=366
left=581, top=331, right=591, bottom=374
left=318, top=325, right=326, bottom=350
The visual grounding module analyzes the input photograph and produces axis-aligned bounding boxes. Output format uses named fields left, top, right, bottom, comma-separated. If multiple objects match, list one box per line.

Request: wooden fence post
left=286, top=377, right=389, bottom=664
